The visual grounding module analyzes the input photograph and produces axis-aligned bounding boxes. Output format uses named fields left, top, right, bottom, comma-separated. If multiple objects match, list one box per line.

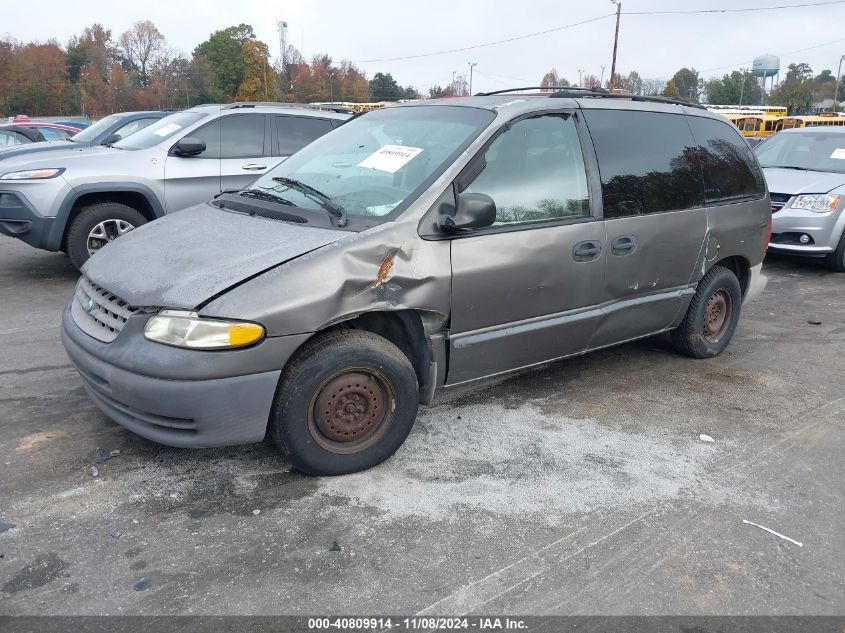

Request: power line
left=700, top=35, right=845, bottom=73
left=357, top=14, right=615, bottom=63
left=357, top=1, right=845, bottom=64
left=626, top=0, right=845, bottom=14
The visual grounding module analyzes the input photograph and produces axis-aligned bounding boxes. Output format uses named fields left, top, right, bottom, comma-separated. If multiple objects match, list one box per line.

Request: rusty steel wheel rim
left=307, top=368, right=395, bottom=454
left=703, top=288, right=732, bottom=344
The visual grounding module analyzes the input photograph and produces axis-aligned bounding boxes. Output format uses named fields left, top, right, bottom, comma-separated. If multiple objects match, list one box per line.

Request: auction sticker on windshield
left=154, top=122, right=182, bottom=137
left=357, top=145, right=423, bottom=173
left=830, top=148, right=845, bottom=160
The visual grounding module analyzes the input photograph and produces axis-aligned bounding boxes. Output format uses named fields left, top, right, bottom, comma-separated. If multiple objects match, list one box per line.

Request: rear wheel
left=270, top=330, right=419, bottom=476
left=671, top=265, right=742, bottom=358
left=66, top=202, right=146, bottom=270
left=824, top=230, right=845, bottom=272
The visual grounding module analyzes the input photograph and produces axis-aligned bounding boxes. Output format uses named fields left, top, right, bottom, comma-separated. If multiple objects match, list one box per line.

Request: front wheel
left=671, top=265, right=742, bottom=358
left=270, top=330, right=419, bottom=476
left=825, top=229, right=845, bottom=272
left=66, top=202, right=146, bottom=270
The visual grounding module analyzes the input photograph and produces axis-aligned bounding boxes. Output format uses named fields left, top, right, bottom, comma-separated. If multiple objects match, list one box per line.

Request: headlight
left=0, top=168, right=65, bottom=180
left=789, top=194, right=841, bottom=213
left=144, top=310, right=265, bottom=350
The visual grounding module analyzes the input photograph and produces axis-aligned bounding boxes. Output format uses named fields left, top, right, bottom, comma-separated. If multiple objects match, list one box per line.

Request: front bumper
left=768, top=206, right=845, bottom=257
left=0, top=190, right=55, bottom=249
left=61, top=304, right=310, bottom=448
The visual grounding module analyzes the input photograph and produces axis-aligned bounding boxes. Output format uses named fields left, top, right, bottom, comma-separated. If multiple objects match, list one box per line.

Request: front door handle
left=242, top=164, right=267, bottom=171
left=611, top=234, right=638, bottom=256
left=573, top=240, right=602, bottom=262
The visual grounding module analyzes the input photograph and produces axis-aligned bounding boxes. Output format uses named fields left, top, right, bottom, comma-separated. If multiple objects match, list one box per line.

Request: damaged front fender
left=199, top=219, right=452, bottom=337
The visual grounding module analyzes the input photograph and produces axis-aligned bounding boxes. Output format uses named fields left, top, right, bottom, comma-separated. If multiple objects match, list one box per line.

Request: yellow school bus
left=736, top=115, right=784, bottom=138
left=779, top=115, right=845, bottom=130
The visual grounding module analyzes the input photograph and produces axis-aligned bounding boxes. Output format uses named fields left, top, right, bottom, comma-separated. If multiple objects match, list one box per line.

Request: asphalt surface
left=0, top=235, right=843, bottom=615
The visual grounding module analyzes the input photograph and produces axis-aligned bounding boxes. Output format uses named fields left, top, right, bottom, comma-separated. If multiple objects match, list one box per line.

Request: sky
left=2, top=0, right=845, bottom=94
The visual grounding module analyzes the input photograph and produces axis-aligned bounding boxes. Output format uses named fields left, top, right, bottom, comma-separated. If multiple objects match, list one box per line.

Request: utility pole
left=452, top=71, right=456, bottom=94
left=600, top=65, right=606, bottom=87
left=739, top=68, right=747, bottom=107
left=832, top=54, right=845, bottom=112
left=578, top=69, right=583, bottom=87
left=468, top=62, right=478, bottom=95
left=610, top=0, right=622, bottom=89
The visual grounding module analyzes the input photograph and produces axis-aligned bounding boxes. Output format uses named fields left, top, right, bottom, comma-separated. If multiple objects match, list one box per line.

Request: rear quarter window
left=583, top=109, right=705, bottom=218
left=686, top=116, right=766, bottom=204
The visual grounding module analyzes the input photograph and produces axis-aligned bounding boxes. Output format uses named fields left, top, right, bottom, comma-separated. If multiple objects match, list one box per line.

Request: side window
left=187, top=115, right=266, bottom=159
left=686, top=116, right=766, bottom=204
left=0, top=131, right=25, bottom=146
left=275, top=116, right=334, bottom=155
left=583, top=109, right=705, bottom=218
left=112, top=117, right=157, bottom=141
left=462, top=113, right=590, bottom=226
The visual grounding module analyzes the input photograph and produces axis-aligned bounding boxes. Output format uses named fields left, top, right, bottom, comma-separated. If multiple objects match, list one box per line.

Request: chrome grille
left=71, top=276, right=138, bottom=343
left=770, top=192, right=791, bottom=214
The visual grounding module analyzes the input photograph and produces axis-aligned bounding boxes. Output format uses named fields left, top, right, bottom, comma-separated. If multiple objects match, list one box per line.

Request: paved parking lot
left=1, top=234, right=843, bottom=615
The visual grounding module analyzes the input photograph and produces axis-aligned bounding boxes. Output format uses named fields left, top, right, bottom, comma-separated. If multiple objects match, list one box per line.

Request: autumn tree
left=235, top=40, right=279, bottom=101
left=67, top=24, right=115, bottom=83
left=118, top=20, right=165, bottom=87
left=194, top=24, right=256, bottom=98
left=666, top=68, right=699, bottom=101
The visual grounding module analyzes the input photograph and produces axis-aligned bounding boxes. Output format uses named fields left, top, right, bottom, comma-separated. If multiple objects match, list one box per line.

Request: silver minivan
left=755, top=126, right=845, bottom=271
left=61, top=90, right=771, bottom=475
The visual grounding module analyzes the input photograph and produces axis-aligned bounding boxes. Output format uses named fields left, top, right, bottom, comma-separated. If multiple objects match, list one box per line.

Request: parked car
left=0, top=111, right=166, bottom=162
left=1, top=121, right=82, bottom=141
left=755, top=126, right=845, bottom=271
left=0, top=103, right=349, bottom=268
left=54, top=120, right=89, bottom=130
left=60, top=90, right=771, bottom=475
left=0, top=125, right=47, bottom=146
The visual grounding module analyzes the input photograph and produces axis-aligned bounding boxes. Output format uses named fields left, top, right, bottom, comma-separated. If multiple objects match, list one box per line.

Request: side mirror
left=102, top=133, right=121, bottom=146
left=438, top=192, right=496, bottom=233
left=171, top=137, right=206, bottom=157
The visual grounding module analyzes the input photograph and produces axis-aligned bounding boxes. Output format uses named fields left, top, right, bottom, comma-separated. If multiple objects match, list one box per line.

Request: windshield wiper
left=238, top=189, right=296, bottom=206
left=765, top=165, right=806, bottom=170
left=272, top=176, right=348, bottom=227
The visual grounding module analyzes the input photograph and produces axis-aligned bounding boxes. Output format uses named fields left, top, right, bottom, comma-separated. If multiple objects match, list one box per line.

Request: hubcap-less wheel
left=308, top=369, right=395, bottom=454
left=86, top=219, right=135, bottom=255
left=703, top=289, right=733, bottom=344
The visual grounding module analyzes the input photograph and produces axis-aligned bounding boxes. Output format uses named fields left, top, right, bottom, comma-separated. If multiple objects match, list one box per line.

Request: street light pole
left=578, top=69, right=583, bottom=87
left=468, top=62, right=478, bottom=96
left=610, top=0, right=622, bottom=89
left=832, top=54, right=845, bottom=112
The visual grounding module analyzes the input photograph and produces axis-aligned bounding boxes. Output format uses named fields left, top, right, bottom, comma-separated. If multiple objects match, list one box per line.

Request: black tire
left=270, top=329, right=419, bottom=476
left=66, top=202, right=147, bottom=270
left=825, top=230, right=845, bottom=272
left=671, top=265, right=742, bottom=359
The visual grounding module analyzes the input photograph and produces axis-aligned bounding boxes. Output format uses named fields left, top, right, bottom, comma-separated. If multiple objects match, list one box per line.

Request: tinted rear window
left=687, top=116, right=766, bottom=203
left=274, top=116, right=334, bottom=155
left=583, top=109, right=705, bottom=218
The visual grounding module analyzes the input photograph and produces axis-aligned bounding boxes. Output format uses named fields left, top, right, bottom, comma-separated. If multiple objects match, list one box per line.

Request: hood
left=82, top=203, right=348, bottom=309
left=0, top=140, right=83, bottom=162
left=762, top=167, right=845, bottom=195
left=0, top=144, right=120, bottom=171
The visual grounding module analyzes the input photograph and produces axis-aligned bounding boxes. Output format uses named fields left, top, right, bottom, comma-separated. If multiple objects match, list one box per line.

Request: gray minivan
left=61, top=90, right=771, bottom=475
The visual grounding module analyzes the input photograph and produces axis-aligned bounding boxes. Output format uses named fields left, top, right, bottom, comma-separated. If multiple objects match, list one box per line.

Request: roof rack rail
left=474, top=86, right=705, bottom=109
left=221, top=102, right=354, bottom=114
left=549, top=89, right=706, bottom=109
left=475, top=86, right=600, bottom=97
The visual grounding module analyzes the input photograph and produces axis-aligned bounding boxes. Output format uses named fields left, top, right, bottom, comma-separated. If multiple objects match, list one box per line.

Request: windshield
left=114, top=111, right=206, bottom=150
left=70, top=115, right=121, bottom=144
left=242, top=105, right=495, bottom=223
left=755, top=131, right=845, bottom=174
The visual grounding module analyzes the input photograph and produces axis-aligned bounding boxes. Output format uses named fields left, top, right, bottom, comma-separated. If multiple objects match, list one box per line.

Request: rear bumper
left=61, top=304, right=295, bottom=448
left=745, top=263, right=767, bottom=303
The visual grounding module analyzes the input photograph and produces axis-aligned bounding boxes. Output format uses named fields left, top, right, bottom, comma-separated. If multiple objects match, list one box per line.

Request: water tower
left=752, top=54, right=780, bottom=95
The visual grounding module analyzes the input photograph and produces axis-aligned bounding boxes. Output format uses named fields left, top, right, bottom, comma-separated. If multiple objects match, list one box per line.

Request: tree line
left=0, top=21, right=420, bottom=117
left=537, top=64, right=844, bottom=114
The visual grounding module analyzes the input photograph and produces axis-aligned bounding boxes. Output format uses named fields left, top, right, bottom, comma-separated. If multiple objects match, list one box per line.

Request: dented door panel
left=590, top=209, right=706, bottom=348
